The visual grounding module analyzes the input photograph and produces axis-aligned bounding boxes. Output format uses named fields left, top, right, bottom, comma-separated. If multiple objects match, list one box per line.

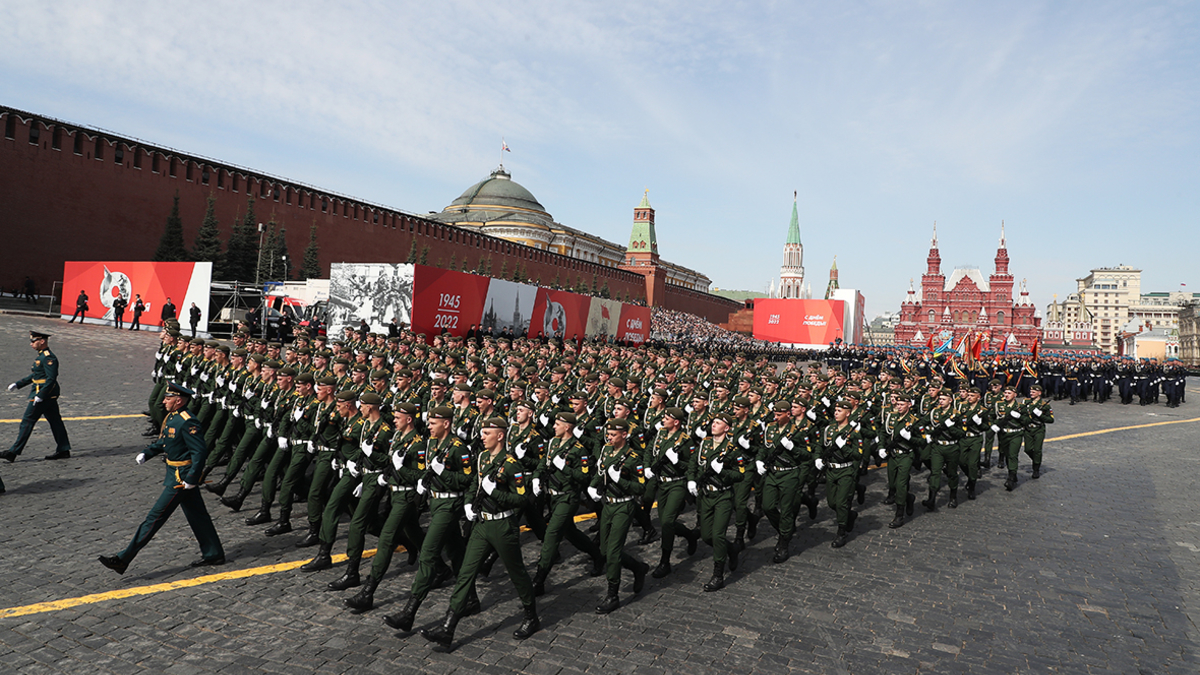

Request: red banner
left=528, top=288, right=592, bottom=342
left=410, top=266, right=492, bottom=338
left=61, top=261, right=212, bottom=331
left=752, top=299, right=846, bottom=345
left=616, top=305, right=651, bottom=344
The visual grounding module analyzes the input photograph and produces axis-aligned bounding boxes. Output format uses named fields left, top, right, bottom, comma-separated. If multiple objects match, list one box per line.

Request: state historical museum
left=893, top=224, right=1041, bottom=349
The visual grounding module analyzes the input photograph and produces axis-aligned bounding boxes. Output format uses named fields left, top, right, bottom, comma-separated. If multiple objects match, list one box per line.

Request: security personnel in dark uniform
left=4, top=330, right=72, bottom=461
left=99, top=382, right=225, bottom=574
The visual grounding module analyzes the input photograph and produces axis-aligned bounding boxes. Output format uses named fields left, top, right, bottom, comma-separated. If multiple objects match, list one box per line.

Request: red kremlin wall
left=0, top=107, right=739, bottom=324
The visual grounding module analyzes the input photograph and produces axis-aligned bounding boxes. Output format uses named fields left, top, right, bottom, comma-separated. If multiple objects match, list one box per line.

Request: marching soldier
left=816, top=398, right=862, bottom=548
left=588, top=418, right=650, bottom=613
left=644, top=407, right=700, bottom=577
left=686, top=412, right=746, bottom=591
left=1021, top=384, right=1054, bottom=479
left=878, top=393, right=924, bottom=528
left=4, top=330, right=72, bottom=462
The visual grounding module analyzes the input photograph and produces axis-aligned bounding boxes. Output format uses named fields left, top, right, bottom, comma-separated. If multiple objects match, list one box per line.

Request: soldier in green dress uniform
left=1021, top=384, right=1054, bottom=479
left=644, top=407, right=700, bottom=578
left=99, top=383, right=224, bottom=574
left=817, top=398, right=862, bottom=548
left=4, top=330, right=72, bottom=461
left=588, top=418, right=650, bottom=614
left=878, top=393, right=924, bottom=528
left=687, top=412, right=746, bottom=591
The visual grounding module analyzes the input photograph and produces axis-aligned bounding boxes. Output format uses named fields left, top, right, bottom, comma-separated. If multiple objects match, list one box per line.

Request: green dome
left=450, top=167, right=546, bottom=214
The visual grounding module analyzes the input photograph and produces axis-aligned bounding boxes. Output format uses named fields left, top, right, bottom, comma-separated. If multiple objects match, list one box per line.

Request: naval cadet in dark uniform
left=99, top=382, right=225, bottom=574
left=3, top=330, right=72, bottom=462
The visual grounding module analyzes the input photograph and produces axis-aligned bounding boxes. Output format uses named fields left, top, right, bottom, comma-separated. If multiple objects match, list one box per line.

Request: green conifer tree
left=152, top=191, right=188, bottom=261
left=301, top=223, right=321, bottom=280
left=191, top=194, right=223, bottom=265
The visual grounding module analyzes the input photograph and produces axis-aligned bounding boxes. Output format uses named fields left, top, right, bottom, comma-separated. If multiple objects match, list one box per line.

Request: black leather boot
left=806, top=493, right=819, bottom=520
left=300, top=543, right=333, bottom=572
left=220, top=487, right=248, bottom=512
left=637, top=526, right=659, bottom=546
left=383, top=596, right=420, bottom=631
left=1005, top=471, right=1017, bottom=491
left=772, top=537, right=790, bottom=564
left=532, top=567, right=549, bottom=596
left=587, top=554, right=605, bottom=577
left=846, top=509, right=858, bottom=533
left=685, top=527, right=700, bottom=556
left=595, top=581, right=620, bottom=614
left=327, top=556, right=361, bottom=590
left=651, top=552, right=672, bottom=578
left=1032, top=464, right=1041, bottom=479
left=922, top=487, right=938, bottom=512
left=967, top=480, right=976, bottom=500
left=245, top=506, right=272, bottom=526
left=855, top=481, right=866, bottom=505
left=463, top=585, right=481, bottom=617
left=513, top=602, right=540, bottom=640
left=265, top=508, right=292, bottom=536
left=344, top=575, right=378, bottom=612
left=727, top=538, right=740, bottom=572
left=747, top=510, right=761, bottom=539
left=734, top=524, right=746, bottom=552
left=948, top=489, right=958, bottom=509
left=206, top=473, right=234, bottom=495
left=905, top=492, right=916, bottom=516
left=296, top=523, right=320, bottom=547
left=703, top=560, right=725, bottom=592
left=832, top=526, right=847, bottom=548
left=888, top=506, right=905, bottom=529
left=420, top=609, right=460, bottom=652
left=628, top=558, right=648, bottom=594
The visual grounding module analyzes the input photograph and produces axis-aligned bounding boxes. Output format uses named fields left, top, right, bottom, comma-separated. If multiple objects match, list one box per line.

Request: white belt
left=605, top=495, right=635, bottom=504
left=548, top=488, right=573, bottom=496
left=659, top=475, right=685, bottom=483
left=430, top=491, right=463, bottom=499
left=479, top=508, right=518, bottom=521
left=827, top=461, right=854, bottom=469
left=772, top=465, right=797, bottom=472
left=937, top=440, right=957, bottom=446
left=391, top=485, right=413, bottom=492
left=704, top=485, right=730, bottom=492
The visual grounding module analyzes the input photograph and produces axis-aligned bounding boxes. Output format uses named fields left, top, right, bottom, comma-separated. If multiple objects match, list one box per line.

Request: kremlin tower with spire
left=894, top=223, right=1040, bottom=349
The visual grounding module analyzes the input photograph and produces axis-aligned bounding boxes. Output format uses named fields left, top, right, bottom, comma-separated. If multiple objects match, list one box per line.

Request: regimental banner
left=752, top=299, right=846, bottom=346
left=61, top=261, right=212, bottom=332
left=328, top=263, right=414, bottom=335
left=410, top=266, right=492, bottom=339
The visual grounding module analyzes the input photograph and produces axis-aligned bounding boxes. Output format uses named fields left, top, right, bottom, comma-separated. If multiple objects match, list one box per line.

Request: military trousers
left=983, top=429, right=996, bottom=463
left=449, top=514, right=534, bottom=615
left=318, top=469, right=359, bottom=545
left=733, top=475, right=755, bottom=528
left=345, top=471, right=387, bottom=559
left=957, top=435, right=982, bottom=483
left=258, top=439, right=296, bottom=508
left=697, top=488, right=734, bottom=565
left=305, top=451, right=336, bottom=527
left=118, top=485, right=224, bottom=564
left=928, top=442, right=960, bottom=491
left=6, top=397, right=71, bottom=456
left=538, top=493, right=601, bottom=572
left=885, top=450, right=914, bottom=507
left=999, top=430, right=1024, bottom=473
left=761, top=468, right=800, bottom=541
left=1022, top=427, right=1045, bottom=467
left=236, top=433, right=278, bottom=494
left=209, top=414, right=245, bottom=466
left=411, top=496, right=467, bottom=603
left=204, top=408, right=229, bottom=451
left=597, top=499, right=640, bottom=585
left=276, top=444, right=314, bottom=512
left=825, top=464, right=857, bottom=529
left=655, top=479, right=696, bottom=556
left=224, top=425, right=263, bottom=482
left=149, top=379, right=168, bottom=427
left=369, top=487, right=424, bottom=581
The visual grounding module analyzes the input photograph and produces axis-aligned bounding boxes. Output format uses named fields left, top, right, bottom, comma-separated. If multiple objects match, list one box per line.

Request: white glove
left=7, top=383, right=17, bottom=392
left=229, top=384, right=238, bottom=394
left=685, top=404, right=694, bottom=413
left=807, top=410, right=818, bottom=421
left=687, top=480, right=698, bottom=496
left=347, top=460, right=360, bottom=477
left=254, top=418, right=262, bottom=429
left=666, top=448, right=679, bottom=464
left=464, top=504, right=476, bottom=521
left=1010, top=410, right=1021, bottom=419
left=710, top=459, right=724, bottom=473
left=416, top=481, right=427, bottom=496
left=431, top=457, right=445, bottom=475
left=755, top=460, right=767, bottom=475
left=539, top=414, right=550, bottom=426
left=990, top=424, right=1001, bottom=433
left=482, top=476, right=497, bottom=495
left=392, top=452, right=404, bottom=470
left=353, top=482, right=363, bottom=498
left=972, top=415, right=983, bottom=425
left=532, top=478, right=542, bottom=495
left=292, top=408, right=303, bottom=421
left=515, top=442, right=526, bottom=459
left=33, top=396, right=42, bottom=404
left=878, top=448, right=888, bottom=459
left=572, top=427, right=584, bottom=439
left=654, top=421, right=663, bottom=431
left=821, top=396, right=830, bottom=407
left=815, top=458, right=825, bottom=470
left=378, top=473, right=388, bottom=487
left=233, top=408, right=242, bottom=418
left=136, top=453, right=146, bottom=464
left=456, top=427, right=468, bottom=439
left=307, top=441, right=316, bottom=454
left=944, top=418, right=955, bottom=428
left=216, top=376, right=226, bottom=386
left=181, top=482, right=196, bottom=490
left=279, top=438, right=289, bottom=449
left=266, top=423, right=274, bottom=437
left=553, top=455, right=567, bottom=470
left=607, top=465, right=621, bottom=482
left=835, top=436, right=847, bottom=448
left=780, top=437, right=795, bottom=451
left=361, top=441, right=373, bottom=457
left=261, top=399, right=269, bottom=409
left=1033, top=408, right=1042, bottom=417
left=331, top=458, right=339, bottom=471
left=587, top=486, right=602, bottom=501
left=899, top=428, right=912, bottom=441
left=738, top=435, right=750, bottom=450
left=644, top=466, right=655, bottom=480
left=695, top=426, right=707, bottom=438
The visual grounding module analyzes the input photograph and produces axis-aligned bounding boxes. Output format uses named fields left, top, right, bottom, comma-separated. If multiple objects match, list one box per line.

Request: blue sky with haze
left=3, top=1, right=1197, bottom=317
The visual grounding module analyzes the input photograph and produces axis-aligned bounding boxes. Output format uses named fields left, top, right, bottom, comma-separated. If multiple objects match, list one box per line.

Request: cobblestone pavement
left=0, top=315, right=1197, bottom=674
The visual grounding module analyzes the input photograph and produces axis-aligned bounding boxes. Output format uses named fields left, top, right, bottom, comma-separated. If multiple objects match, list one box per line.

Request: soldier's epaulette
left=505, top=456, right=518, bottom=464
left=179, top=411, right=192, bottom=420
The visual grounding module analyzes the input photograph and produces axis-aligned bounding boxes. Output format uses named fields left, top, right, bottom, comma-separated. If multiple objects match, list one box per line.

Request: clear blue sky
left=3, top=2, right=1197, bottom=317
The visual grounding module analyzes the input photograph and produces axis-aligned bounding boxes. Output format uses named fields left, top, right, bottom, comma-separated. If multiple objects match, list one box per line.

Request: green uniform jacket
left=144, top=409, right=208, bottom=486
left=467, top=451, right=529, bottom=514
left=688, top=436, right=748, bottom=489
left=17, top=348, right=61, bottom=400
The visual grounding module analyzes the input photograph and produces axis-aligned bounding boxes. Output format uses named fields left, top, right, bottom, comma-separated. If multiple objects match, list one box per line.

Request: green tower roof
left=627, top=190, right=657, bottom=255
left=786, top=198, right=801, bottom=245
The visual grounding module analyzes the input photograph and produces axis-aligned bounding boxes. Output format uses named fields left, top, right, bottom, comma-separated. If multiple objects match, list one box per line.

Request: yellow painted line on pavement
left=1046, top=416, right=1200, bottom=442
left=0, top=413, right=144, bottom=424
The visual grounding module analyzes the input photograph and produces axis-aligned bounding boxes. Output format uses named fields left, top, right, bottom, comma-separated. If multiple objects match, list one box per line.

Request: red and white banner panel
left=61, top=261, right=213, bottom=332
left=411, top=266, right=493, bottom=339
left=752, top=299, right=846, bottom=346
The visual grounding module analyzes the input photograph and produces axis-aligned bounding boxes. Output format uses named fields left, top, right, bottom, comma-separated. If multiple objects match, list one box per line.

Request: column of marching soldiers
left=140, top=324, right=1186, bottom=651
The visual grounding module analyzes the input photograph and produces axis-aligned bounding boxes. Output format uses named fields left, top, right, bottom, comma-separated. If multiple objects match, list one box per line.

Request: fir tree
left=447, top=253, right=457, bottom=271
left=498, top=260, right=508, bottom=280
left=484, top=255, right=493, bottom=276
left=301, top=222, right=320, bottom=280
left=600, top=280, right=611, bottom=299
left=475, top=256, right=487, bottom=275
left=220, top=210, right=242, bottom=279
left=262, top=223, right=278, bottom=281
left=191, top=194, right=222, bottom=265
left=406, top=239, right=418, bottom=264
left=418, top=246, right=429, bottom=266
left=152, top=191, right=188, bottom=262
left=551, top=272, right=561, bottom=289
